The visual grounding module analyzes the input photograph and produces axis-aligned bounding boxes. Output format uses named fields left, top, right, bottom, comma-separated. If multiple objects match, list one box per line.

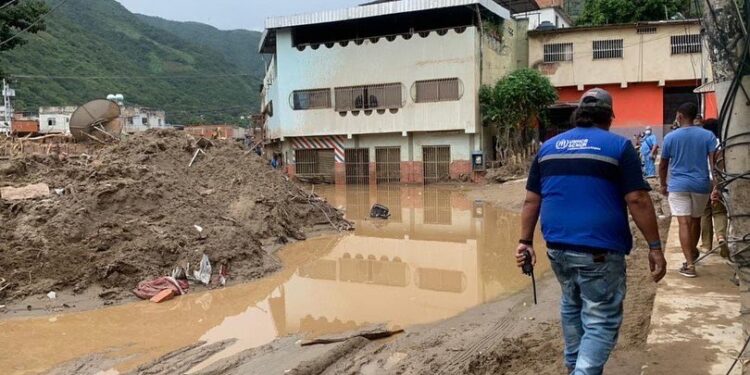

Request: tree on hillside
left=576, top=0, right=696, bottom=26
left=479, top=68, right=557, bottom=163
left=0, top=0, right=49, bottom=76
left=0, top=0, right=49, bottom=51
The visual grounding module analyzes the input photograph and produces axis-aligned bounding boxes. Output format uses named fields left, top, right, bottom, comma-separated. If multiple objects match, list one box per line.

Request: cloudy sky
left=116, top=0, right=362, bottom=31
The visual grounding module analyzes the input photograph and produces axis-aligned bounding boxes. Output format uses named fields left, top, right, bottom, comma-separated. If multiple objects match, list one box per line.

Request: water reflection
left=0, top=185, right=546, bottom=375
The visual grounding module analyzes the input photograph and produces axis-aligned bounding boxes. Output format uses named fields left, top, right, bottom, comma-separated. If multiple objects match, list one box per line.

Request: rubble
left=0, top=129, right=348, bottom=302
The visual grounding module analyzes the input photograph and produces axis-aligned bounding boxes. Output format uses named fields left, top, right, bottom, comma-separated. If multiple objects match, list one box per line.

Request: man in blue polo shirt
left=516, top=88, right=667, bottom=375
left=659, top=102, right=718, bottom=278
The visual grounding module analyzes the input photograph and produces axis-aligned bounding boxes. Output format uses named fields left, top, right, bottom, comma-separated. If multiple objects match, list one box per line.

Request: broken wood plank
left=1, top=183, right=51, bottom=200
left=300, top=325, right=404, bottom=346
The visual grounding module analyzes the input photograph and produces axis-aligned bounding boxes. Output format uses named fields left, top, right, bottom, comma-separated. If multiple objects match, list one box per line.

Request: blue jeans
left=547, top=249, right=627, bottom=375
left=642, top=153, right=656, bottom=177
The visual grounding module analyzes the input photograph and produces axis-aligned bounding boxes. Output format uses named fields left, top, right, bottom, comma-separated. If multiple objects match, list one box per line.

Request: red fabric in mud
left=133, top=277, right=189, bottom=300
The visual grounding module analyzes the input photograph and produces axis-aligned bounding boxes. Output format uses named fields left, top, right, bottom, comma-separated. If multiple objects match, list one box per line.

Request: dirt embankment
left=0, top=130, right=347, bottom=304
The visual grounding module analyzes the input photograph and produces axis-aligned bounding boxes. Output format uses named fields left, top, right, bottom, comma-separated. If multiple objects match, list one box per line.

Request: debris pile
left=0, top=129, right=349, bottom=302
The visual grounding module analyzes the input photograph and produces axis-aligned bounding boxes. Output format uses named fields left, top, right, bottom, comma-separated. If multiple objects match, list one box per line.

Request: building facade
left=38, top=106, right=76, bottom=134
left=122, top=107, right=167, bottom=134
left=514, top=7, right=572, bottom=30
left=528, top=20, right=715, bottom=141
left=259, top=0, right=528, bottom=184
left=38, top=105, right=166, bottom=135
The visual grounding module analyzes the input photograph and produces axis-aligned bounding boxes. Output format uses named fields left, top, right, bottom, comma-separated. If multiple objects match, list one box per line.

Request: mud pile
left=0, top=130, right=347, bottom=301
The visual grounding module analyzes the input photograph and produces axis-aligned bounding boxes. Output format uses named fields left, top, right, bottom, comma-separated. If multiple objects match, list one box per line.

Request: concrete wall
left=481, top=19, right=528, bottom=86
left=267, top=27, right=481, bottom=139
left=529, top=22, right=711, bottom=87
left=38, top=106, right=76, bottom=134
left=514, top=8, right=571, bottom=30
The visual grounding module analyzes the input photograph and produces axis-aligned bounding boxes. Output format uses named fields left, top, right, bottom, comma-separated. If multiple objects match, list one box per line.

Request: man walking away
left=640, top=126, right=658, bottom=178
left=516, top=88, right=667, bottom=375
left=659, top=103, right=718, bottom=278
left=700, top=119, right=729, bottom=258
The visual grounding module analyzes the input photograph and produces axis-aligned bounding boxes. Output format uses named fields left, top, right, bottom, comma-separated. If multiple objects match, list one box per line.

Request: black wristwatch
left=519, top=239, right=533, bottom=246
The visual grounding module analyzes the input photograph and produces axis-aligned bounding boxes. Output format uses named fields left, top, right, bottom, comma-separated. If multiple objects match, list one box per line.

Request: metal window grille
left=416, top=268, right=465, bottom=293
left=334, top=83, right=402, bottom=112
left=423, top=145, right=451, bottom=184
left=375, top=147, right=401, bottom=184
left=345, top=148, right=370, bottom=185
left=295, top=149, right=335, bottom=182
left=543, top=43, right=573, bottom=62
left=636, top=26, right=657, bottom=34
left=593, top=39, right=623, bottom=59
left=671, top=34, right=702, bottom=54
left=414, top=78, right=462, bottom=103
left=423, top=188, right=452, bottom=224
left=375, top=184, right=402, bottom=222
left=344, top=187, right=371, bottom=220
left=291, top=88, right=331, bottom=110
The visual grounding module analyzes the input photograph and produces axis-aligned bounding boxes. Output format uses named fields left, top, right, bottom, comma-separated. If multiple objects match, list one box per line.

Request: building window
left=334, top=83, right=402, bottom=112
left=593, top=39, right=623, bottom=59
left=48, top=118, right=56, bottom=126
left=637, top=26, right=657, bottom=34
left=543, top=43, right=574, bottom=62
left=671, top=34, right=702, bottom=54
left=291, top=88, right=331, bottom=110
left=158, top=119, right=163, bottom=126
left=142, top=117, right=149, bottom=126
left=413, top=78, right=462, bottom=103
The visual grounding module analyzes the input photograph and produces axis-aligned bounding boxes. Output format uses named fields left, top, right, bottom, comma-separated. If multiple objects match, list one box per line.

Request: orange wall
left=558, top=83, right=664, bottom=128
left=704, top=92, right=719, bottom=119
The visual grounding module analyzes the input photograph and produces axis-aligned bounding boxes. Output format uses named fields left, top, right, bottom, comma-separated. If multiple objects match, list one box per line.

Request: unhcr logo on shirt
left=556, top=139, right=590, bottom=150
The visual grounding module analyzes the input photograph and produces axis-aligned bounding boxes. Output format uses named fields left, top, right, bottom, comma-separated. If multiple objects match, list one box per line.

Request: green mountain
left=0, top=0, right=264, bottom=125
left=136, top=15, right=265, bottom=79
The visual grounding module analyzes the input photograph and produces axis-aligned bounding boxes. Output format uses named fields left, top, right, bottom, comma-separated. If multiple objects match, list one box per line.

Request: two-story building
left=38, top=105, right=167, bottom=135
left=38, top=106, right=76, bottom=135
left=121, top=107, right=167, bottom=134
left=259, top=0, right=532, bottom=184
left=528, top=19, right=715, bottom=141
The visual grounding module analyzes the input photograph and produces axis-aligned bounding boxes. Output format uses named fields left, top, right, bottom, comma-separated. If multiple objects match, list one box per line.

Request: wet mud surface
left=1, top=184, right=547, bottom=374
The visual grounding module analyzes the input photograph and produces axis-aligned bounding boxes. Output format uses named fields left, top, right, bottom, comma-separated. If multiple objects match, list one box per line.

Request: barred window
left=334, top=83, right=402, bottom=111
left=671, top=34, right=702, bottom=54
left=414, top=78, right=461, bottom=103
left=291, top=89, right=331, bottom=110
left=636, top=26, right=657, bottom=34
left=593, top=39, right=623, bottom=59
left=543, top=43, right=573, bottom=62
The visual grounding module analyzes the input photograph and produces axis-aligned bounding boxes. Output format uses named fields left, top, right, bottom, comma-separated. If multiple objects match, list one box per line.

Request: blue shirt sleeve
left=526, top=154, right=542, bottom=194
left=707, top=133, right=718, bottom=153
left=620, top=142, right=651, bottom=194
left=661, top=135, right=671, bottom=160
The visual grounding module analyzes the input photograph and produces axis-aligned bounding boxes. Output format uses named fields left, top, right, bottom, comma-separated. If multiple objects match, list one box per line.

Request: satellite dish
left=69, top=99, right=122, bottom=142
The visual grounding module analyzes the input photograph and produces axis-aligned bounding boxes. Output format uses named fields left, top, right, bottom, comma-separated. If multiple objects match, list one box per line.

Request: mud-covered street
left=0, top=179, right=672, bottom=375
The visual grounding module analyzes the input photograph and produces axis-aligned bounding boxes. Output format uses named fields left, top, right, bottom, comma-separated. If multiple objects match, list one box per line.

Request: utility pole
left=702, top=0, right=750, bottom=372
left=1, top=79, right=14, bottom=135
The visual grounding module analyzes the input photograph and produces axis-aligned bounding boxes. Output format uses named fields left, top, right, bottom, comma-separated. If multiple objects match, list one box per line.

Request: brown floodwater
left=0, top=185, right=548, bottom=375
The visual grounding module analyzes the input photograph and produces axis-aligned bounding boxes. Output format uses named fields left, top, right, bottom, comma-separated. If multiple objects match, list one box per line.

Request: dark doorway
left=663, top=86, right=699, bottom=125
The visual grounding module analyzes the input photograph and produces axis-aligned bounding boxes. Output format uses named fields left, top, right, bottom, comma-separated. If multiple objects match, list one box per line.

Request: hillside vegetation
left=0, top=0, right=265, bottom=124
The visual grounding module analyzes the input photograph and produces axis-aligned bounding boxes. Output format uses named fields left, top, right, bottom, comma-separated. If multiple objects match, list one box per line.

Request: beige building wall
left=269, top=27, right=481, bottom=140
left=528, top=21, right=711, bottom=87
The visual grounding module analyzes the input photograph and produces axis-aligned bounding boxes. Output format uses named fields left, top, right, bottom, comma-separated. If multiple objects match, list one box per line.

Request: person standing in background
left=700, top=118, right=729, bottom=258
left=641, top=126, right=658, bottom=178
left=659, top=103, right=719, bottom=278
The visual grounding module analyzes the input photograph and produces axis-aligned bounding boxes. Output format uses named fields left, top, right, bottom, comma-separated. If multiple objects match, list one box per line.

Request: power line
left=9, top=73, right=255, bottom=80
left=0, top=0, right=70, bottom=48
left=0, top=0, right=20, bottom=11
